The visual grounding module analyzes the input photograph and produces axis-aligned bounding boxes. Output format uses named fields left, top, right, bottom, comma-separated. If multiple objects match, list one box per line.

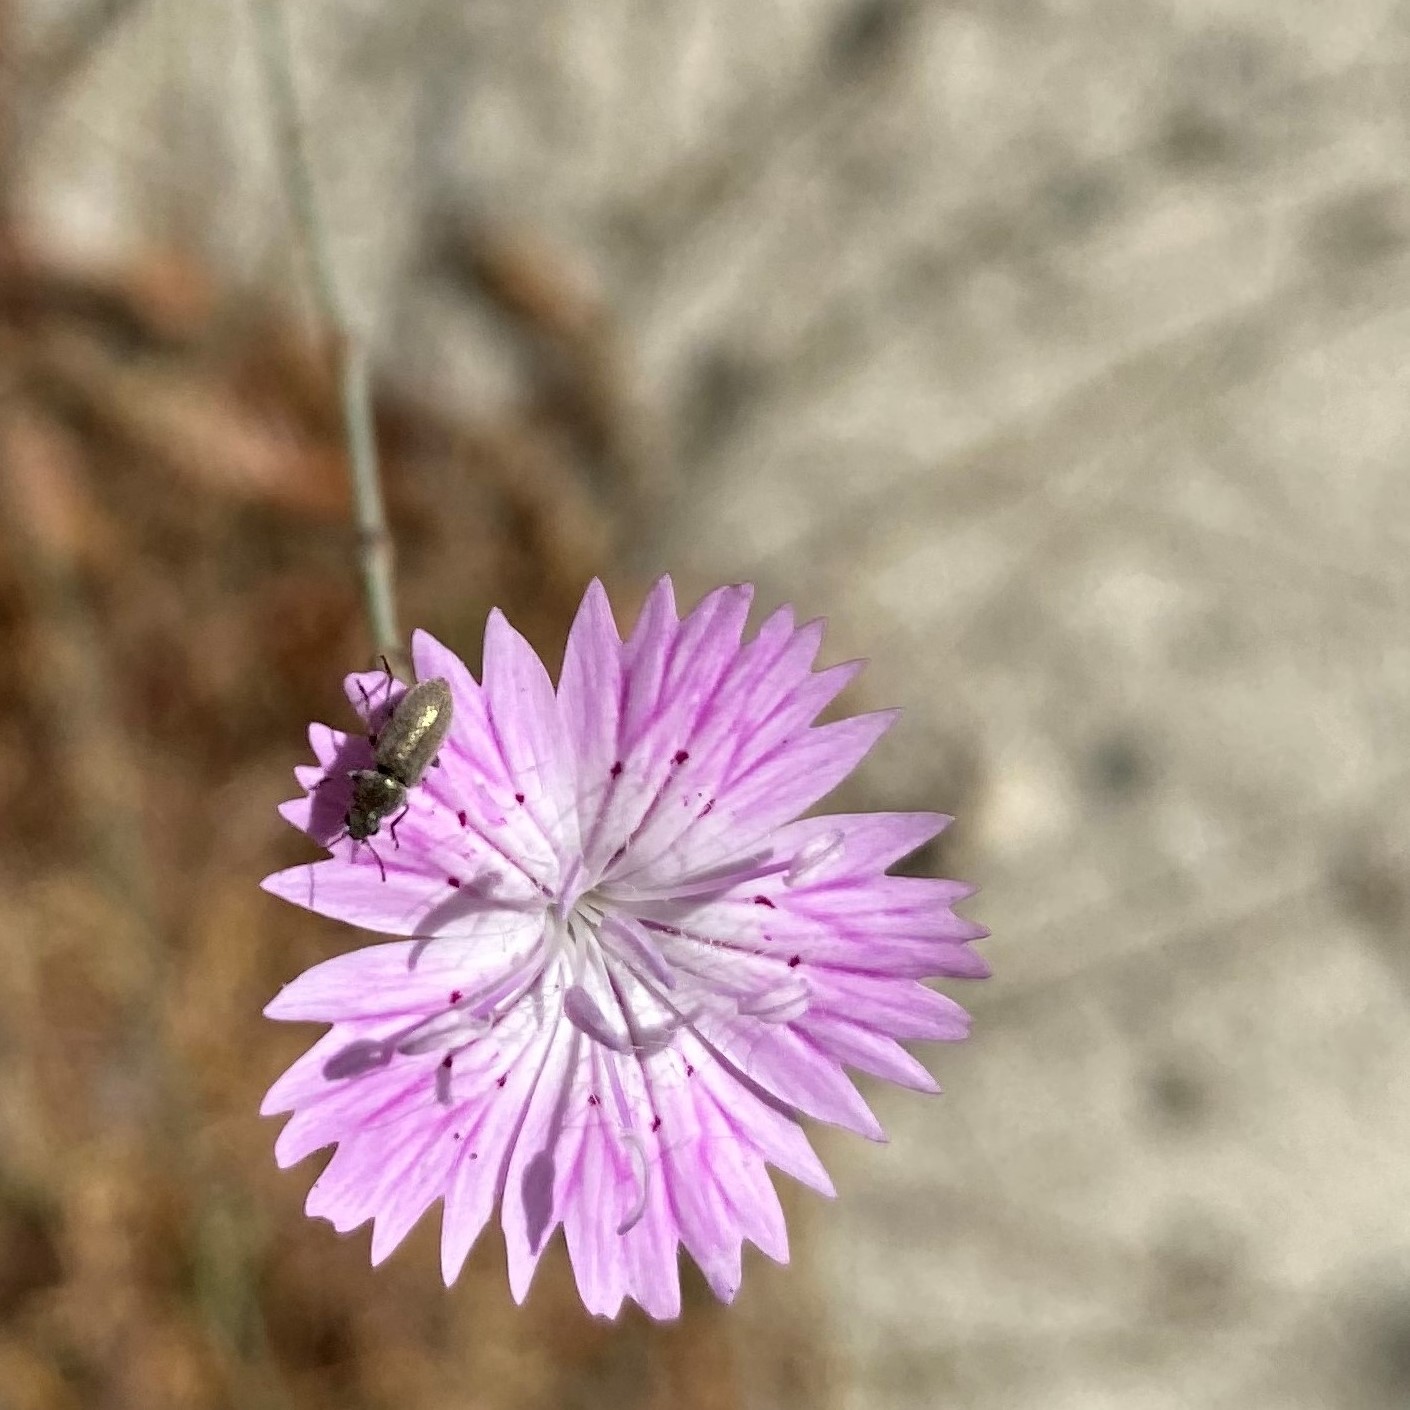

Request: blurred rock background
left=1, top=1, right=1407, bottom=1407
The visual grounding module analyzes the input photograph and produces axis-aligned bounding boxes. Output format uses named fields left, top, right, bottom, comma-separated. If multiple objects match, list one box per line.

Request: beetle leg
left=356, top=837, right=388, bottom=883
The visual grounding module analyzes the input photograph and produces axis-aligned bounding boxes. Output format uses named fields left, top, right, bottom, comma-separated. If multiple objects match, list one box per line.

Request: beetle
left=333, top=674, right=453, bottom=879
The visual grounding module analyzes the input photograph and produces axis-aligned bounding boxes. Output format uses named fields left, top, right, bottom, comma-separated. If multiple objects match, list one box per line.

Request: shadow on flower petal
left=408, top=879, right=542, bottom=965
left=304, top=732, right=376, bottom=845
left=321, top=1037, right=393, bottom=1079
left=522, top=1149, right=557, bottom=1252
left=306, top=775, right=353, bottom=846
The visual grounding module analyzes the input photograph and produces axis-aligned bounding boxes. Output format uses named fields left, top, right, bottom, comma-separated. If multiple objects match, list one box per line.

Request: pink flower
left=261, top=578, right=987, bottom=1318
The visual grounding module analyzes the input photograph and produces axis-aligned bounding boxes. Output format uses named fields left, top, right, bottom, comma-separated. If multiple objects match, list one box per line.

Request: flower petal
left=559, top=1046, right=685, bottom=1318
left=436, top=1017, right=562, bottom=1284
left=263, top=935, right=542, bottom=1023
left=617, top=708, right=897, bottom=888
left=410, top=628, right=564, bottom=886
left=804, top=972, right=973, bottom=1042
left=796, top=1010, right=941, bottom=1092
left=637, top=864, right=987, bottom=982
left=577, top=582, right=755, bottom=876
left=500, top=995, right=588, bottom=1304
left=673, top=1033, right=835, bottom=1197
left=558, top=579, right=625, bottom=817
left=481, top=610, right=581, bottom=859
left=686, top=1011, right=884, bottom=1140
left=262, top=860, right=546, bottom=938
left=770, top=811, right=953, bottom=877
left=644, top=1052, right=774, bottom=1298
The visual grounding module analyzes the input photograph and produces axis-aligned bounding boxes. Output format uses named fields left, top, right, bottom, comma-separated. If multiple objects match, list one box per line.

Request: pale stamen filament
left=602, top=849, right=783, bottom=903
left=735, top=974, right=811, bottom=1023
left=563, top=983, right=634, bottom=1054
left=596, top=911, right=677, bottom=991
left=642, top=942, right=812, bottom=1027
left=615, top=1129, right=649, bottom=1236
left=396, top=1008, right=492, bottom=1056
left=784, top=830, right=844, bottom=887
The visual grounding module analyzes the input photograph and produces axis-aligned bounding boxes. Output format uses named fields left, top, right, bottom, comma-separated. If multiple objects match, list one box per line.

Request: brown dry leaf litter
left=0, top=233, right=828, bottom=1410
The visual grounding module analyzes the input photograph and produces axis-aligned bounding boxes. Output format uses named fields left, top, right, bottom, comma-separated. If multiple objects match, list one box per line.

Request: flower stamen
left=615, top=1129, right=649, bottom=1236
left=784, top=830, right=844, bottom=887
left=564, top=983, right=634, bottom=1053
left=396, top=1008, right=491, bottom=1056
left=597, top=911, right=677, bottom=991
left=604, top=848, right=785, bottom=904
left=736, top=974, right=811, bottom=1023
